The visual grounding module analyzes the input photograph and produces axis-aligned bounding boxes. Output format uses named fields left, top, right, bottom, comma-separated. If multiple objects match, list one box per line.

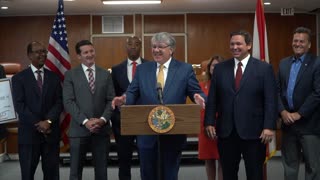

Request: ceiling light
left=264, top=2, right=271, bottom=5
left=1, top=6, right=8, bottom=9
left=102, top=0, right=161, bottom=5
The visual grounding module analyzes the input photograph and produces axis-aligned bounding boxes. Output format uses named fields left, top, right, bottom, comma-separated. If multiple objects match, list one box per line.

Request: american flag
left=45, top=0, right=71, bottom=152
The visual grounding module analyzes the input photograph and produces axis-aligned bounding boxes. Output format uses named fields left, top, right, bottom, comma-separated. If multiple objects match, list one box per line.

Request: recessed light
left=102, top=1, right=161, bottom=5
left=1, top=6, right=8, bottom=9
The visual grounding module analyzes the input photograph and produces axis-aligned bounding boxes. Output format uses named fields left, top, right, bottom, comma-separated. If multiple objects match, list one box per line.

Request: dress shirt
left=30, top=64, right=44, bottom=85
left=287, top=54, right=305, bottom=110
left=156, top=57, right=172, bottom=88
left=81, top=64, right=107, bottom=125
left=234, top=54, right=250, bottom=77
left=127, top=57, right=142, bottom=82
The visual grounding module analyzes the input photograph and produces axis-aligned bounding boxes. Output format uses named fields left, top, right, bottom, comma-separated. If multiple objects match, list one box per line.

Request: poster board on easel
left=0, top=78, right=17, bottom=124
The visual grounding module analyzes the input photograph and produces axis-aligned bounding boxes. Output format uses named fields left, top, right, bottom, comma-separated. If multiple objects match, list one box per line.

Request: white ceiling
left=0, top=0, right=319, bottom=16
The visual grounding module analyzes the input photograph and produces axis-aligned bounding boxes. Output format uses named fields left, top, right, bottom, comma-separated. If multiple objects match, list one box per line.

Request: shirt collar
left=293, top=53, right=306, bottom=63
left=157, top=57, right=172, bottom=69
left=127, top=57, right=142, bottom=65
left=30, top=64, right=44, bottom=73
left=234, top=54, right=250, bottom=68
left=82, top=64, right=96, bottom=72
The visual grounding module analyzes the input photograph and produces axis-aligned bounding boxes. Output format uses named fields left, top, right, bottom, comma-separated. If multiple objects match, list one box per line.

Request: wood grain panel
left=144, top=14, right=185, bottom=33
left=187, top=13, right=253, bottom=65
left=265, top=13, right=316, bottom=72
left=92, top=36, right=128, bottom=69
left=143, top=36, right=185, bottom=62
left=0, top=15, right=90, bottom=69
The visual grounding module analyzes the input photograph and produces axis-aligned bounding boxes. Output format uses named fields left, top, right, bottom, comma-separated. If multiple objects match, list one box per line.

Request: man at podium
left=112, top=32, right=205, bottom=180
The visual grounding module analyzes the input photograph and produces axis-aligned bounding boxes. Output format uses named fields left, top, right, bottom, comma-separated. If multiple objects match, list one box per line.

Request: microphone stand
left=156, top=83, right=164, bottom=180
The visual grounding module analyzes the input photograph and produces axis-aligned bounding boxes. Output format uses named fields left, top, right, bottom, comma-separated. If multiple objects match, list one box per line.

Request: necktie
left=157, top=64, right=165, bottom=88
left=36, top=70, right=42, bottom=93
left=287, top=58, right=302, bottom=109
left=235, top=62, right=242, bottom=91
left=132, top=61, right=137, bottom=79
left=87, top=68, right=95, bottom=94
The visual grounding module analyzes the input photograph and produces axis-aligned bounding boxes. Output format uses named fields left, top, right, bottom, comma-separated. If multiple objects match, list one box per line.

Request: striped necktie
left=87, top=68, right=95, bottom=94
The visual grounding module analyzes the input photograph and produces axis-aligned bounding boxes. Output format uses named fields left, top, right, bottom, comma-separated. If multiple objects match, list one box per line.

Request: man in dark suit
left=278, top=27, right=320, bottom=180
left=111, top=36, right=147, bottom=180
left=63, top=40, right=115, bottom=180
left=0, top=65, right=7, bottom=141
left=112, top=32, right=205, bottom=180
left=204, top=30, right=278, bottom=180
left=12, top=41, right=62, bottom=180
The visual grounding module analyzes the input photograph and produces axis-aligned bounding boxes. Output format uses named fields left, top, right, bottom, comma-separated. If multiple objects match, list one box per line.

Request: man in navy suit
left=278, top=27, right=320, bottom=180
left=204, top=30, right=278, bottom=180
left=12, top=41, right=62, bottom=180
left=111, top=36, right=148, bottom=180
left=112, top=32, right=205, bottom=180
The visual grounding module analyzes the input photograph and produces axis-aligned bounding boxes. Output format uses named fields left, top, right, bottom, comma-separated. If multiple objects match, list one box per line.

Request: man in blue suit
left=112, top=32, right=205, bottom=180
left=111, top=36, right=148, bottom=180
left=278, top=27, right=320, bottom=180
left=12, top=41, right=62, bottom=180
left=204, top=30, right=278, bottom=180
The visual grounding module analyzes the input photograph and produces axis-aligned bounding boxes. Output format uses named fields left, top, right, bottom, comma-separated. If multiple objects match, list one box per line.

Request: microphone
left=156, top=82, right=164, bottom=105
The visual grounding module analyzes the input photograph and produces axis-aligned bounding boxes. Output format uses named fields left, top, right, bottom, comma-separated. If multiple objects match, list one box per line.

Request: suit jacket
left=111, top=58, right=147, bottom=129
left=126, top=59, right=205, bottom=149
left=63, top=65, right=115, bottom=137
left=0, top=65, right=7, bottom=139
left=12, top=67, right=62, bottom=144
left=205, top=57, right=278, bottom=139
left=277, top=53, right=320, bottom=134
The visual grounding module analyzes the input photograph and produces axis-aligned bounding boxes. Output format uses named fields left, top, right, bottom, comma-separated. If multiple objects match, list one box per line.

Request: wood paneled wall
left=0, top=13, right=317, bottom=73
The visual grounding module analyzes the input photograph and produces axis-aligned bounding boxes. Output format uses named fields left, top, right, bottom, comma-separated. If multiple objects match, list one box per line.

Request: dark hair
left=294, top=27, right=311, bottom=42
left=27, top=41, right=42, bottom=55
left=230, top=30, right=252, bottom=45
left=75, top=40, right=93, bottom=54
left=206, top=55, right=224, bottom=80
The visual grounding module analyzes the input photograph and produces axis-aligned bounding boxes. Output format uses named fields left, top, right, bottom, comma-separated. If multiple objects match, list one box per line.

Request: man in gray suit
left=63, top=40, right=115, bottom=180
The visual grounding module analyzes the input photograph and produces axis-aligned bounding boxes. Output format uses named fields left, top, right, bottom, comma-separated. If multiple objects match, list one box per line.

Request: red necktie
left=132, top=61, right=137, bottom=79
left=36, top=70, right=43, bottom=93
left=235, top=62, right=242, bottom=91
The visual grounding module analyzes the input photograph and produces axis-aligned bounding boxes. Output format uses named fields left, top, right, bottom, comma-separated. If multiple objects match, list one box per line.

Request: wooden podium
left=121, top=104, right=201, bottom=135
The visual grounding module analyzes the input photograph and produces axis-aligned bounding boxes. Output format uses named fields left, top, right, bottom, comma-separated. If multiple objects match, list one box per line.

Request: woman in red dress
left=198, top=55, right=224, bottom=180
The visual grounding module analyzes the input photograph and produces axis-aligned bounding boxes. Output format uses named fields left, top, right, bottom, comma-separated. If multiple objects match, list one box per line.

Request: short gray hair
left=151, top=32, right=176, bottom=50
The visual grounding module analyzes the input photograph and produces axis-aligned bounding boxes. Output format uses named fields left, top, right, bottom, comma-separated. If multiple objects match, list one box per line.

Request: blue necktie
left=287, top=58, right=302, bottom=110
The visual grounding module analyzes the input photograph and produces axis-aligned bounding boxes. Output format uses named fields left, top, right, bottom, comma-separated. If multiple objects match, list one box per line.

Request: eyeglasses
left=32, top=49, right=48, bottom=54
left=152, top=45, right=169, bottom=50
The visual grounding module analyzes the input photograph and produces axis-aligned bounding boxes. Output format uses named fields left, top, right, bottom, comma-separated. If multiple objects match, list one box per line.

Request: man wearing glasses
left=12, top=41, right=62, bottom=180
left=112, top=32, right=205, bottom=180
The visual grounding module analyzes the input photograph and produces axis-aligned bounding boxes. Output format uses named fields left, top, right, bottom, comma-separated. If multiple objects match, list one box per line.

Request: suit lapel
left=225, top=60, right=236, bottom=93
left=163, top=60, right=178, bottom=95
left=76, top=65, right=91, bottom=93
left=27, top=67, right=42, bottom=96
left=237, top=58, right=254, bottom=92
left=295, top=54, right=311, bottom=86
left=121, top=61, right=130, bottom=85
left=41, top=69, right=49, bottom=96
left=283, top=57, right=293, bottom=86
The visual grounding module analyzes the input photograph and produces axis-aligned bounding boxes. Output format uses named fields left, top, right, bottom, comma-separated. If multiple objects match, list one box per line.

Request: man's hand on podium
left=194, top=93, right=205, bottom=109
left=112, top=95, right=126, bottom=109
